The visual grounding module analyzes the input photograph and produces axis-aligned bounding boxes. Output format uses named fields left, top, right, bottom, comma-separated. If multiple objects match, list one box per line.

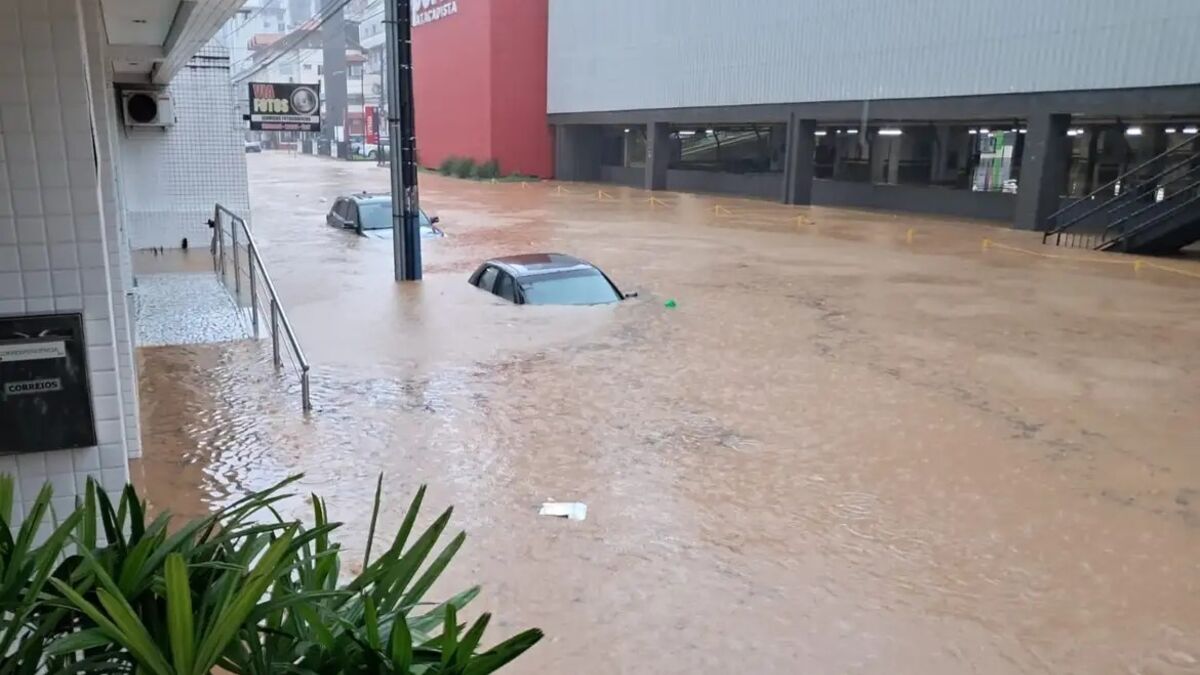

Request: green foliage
left=450, top=157, right=477, bottom=179
left=0, top=474, right=542, bottom=674
left=438, top=156, right=458, bottom=176
left=473, top=160, right=501, bottom=180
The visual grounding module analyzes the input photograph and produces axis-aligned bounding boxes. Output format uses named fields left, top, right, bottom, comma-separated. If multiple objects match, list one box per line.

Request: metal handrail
left=1101, top=183, right=1200, bottom=251
left=1045, top=149, right=1200, bottom=242
left=1044, top=132, right=1200, bottom=230
left=210, top=204, right=311, bottom=411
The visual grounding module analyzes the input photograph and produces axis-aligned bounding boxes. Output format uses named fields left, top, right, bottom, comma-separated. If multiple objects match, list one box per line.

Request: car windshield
left=357, top=201, right=430, bottom=230
left=520, top=269, right=620, bottom=305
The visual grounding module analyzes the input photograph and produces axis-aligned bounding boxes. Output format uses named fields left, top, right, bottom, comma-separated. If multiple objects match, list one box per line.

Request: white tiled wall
left=121, top=44, right=251, bottom=250
left=0, top=0, right=131, bottom=523
left=81, top=0, right=140, bottom=460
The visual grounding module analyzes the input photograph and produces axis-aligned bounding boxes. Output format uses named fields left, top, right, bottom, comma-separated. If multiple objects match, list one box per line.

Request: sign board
left=0, top=313, right=96, bottom=454
left=365, top=105, right=379, bottom=145
left=248, top=82, right=321, bottom=131
left=412, top=0, right=458, bottom=26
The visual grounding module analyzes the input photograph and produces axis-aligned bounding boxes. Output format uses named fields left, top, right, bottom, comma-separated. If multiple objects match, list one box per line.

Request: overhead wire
left=231, top=0, right=386, bottom=82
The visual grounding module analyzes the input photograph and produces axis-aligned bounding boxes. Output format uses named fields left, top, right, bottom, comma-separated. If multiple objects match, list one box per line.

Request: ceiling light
left=1010, top=128, right=1018, bottom=132
left=835, top=129, right=842, bottom=134
left=705, top=128, right=714, bottom=134
left=879, top=128, right=903, bottom=136
left=623, top=128, right=630, bottom=133
left=1125, top=127, right=1143, bottom=136
left=1184, top=126, right=1198, bottom=134
left=814, top=130, right=827, bottom=136
left=846, top=129, right=859, bottom=135
left=1165, top=127, right=1177, bottom=134
left=968, top=129, right=978, bottom=135
left=1019, top=129, right=1027, bottom=134
left=677, top=130, right=695, bottom=137
left=978, top=128, right=989, bottom=134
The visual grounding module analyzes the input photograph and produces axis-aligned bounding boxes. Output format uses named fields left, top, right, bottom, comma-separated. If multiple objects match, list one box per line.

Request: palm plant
left=0, top=474, right=541, bottom=674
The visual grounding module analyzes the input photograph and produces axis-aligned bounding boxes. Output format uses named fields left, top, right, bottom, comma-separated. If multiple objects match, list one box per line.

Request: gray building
left=548, top=0, right=1200, bottom=232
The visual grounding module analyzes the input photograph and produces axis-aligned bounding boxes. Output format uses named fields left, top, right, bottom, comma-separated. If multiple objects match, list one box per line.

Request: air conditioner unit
left=121, top=90, right=174, bottom=127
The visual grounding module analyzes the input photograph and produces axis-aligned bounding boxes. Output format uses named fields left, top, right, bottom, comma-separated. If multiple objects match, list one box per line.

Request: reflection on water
left=133, top=153, right=1200, bottom=674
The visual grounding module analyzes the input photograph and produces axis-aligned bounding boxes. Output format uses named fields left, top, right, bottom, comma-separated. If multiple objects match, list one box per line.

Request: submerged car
left=326, top=193, right=443, bottom=239
left=468, top=254, right=632, bottom=306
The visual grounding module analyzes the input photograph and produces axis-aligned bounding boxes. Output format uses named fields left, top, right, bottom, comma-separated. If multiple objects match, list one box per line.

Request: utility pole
left=385, top=0, right=421, bottom=281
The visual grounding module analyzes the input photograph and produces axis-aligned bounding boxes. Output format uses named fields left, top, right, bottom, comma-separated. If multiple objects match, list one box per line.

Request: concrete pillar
left=886, top=137, right=902, bottom=185
left=645, top=122, right=671, bottom=191
left=782, top=115, right=816, bottom=204
left=554, top=125, right=603, bottom=182
left=1015, top=113, right=1071, bottom=230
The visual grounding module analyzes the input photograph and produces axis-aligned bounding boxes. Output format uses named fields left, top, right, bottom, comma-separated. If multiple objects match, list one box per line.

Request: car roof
left=485, top=253, right=597, bottom=278
left=343, top=193, right=390, bottom=205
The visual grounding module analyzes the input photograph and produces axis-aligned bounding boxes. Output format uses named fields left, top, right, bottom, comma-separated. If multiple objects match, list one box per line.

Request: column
left=1014, top=113, right=1070, bottom=230
left=782, top=115, right=816, bottom=204
left=553, top=125, right=603, bottom=182
left=644, top=122, right=671, bottom=191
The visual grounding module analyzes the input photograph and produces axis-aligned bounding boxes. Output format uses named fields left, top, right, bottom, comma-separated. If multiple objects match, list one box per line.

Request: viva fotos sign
left=412, top=0, right=458, bottom=26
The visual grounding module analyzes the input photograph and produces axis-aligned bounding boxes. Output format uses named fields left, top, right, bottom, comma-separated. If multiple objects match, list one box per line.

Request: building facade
left=1, top=0, right=249, bottom=523
left=547, top=0, right=1200, bottom=229
left=411, top=0, right=554, bottom=177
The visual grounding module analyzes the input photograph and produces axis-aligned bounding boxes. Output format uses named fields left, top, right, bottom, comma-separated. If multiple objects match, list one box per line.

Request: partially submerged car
left=326, top=193, right=443, bottom=239
left=469, top=254, right=632, bottom=305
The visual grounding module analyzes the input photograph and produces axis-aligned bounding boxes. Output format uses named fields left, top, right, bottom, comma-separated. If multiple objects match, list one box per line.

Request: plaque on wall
left=0, top=313, right=97, bottom=454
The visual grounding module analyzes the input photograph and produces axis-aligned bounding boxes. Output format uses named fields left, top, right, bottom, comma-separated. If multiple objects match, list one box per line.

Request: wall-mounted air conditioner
left=121, top=90, right=174, bottom=128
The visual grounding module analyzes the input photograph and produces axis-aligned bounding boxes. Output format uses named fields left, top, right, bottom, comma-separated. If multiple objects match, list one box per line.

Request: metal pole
left=249, top=241, right=259, bottom=338
left=217, top=211, right=226, bottom=279
left=301, top=366, right=311, bottom=411
left=385, top=0, right=421, bottom=281
left=270, top=299, right=281, bottom=368
left=231, top=219, right=241, bottom=298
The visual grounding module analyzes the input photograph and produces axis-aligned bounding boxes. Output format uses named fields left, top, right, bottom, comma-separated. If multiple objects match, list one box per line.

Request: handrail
left=1102, top=182, right=1200, bottom=251
left=210, top=204, right=312, bottom=411
left=1045, top=149, right=1200, bottom=241
left=1044, top=132, right=1200, bottom=228
left=1099, top=164, right=1200, bottom=238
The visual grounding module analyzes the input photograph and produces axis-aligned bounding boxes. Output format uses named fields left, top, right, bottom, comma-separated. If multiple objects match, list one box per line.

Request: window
left=495, top=273, right=517, bottom=303
left=477, top=266, right=499, bottom=292
left=346, top=202, right=360, bottom=230
left=332, top=199, right=351, bottom=222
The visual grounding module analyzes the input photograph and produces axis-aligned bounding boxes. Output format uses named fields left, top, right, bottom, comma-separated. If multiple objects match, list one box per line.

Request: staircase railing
left=1043, top=133, right=1200, bottom=249
left=210, top=204, right=312, bottom=411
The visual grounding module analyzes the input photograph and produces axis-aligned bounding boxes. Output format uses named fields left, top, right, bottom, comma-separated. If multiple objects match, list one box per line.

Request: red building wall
left=412, top=0, right=492, bottom=168
left=411, top=0, right=553, bottom=177
left=488, top=0, right=553, bottom=177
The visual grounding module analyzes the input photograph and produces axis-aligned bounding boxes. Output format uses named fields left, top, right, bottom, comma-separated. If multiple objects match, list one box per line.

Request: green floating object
left=664, top=299, right=677, bottom=309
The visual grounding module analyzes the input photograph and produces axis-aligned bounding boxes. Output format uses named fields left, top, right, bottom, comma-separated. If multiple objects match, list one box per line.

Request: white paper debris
left=539, top=502, right=587, bottom=521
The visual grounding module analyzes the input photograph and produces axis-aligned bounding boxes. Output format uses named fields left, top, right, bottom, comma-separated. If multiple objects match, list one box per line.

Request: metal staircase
left=1043, top=133, right=1200, bottom=254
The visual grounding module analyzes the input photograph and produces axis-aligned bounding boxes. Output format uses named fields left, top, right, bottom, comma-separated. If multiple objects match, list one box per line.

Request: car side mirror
left=430, top=216, right=440, bottom=224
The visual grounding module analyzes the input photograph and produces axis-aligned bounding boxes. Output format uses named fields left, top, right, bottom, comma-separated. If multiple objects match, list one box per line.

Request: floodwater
left=134, top=152, right=1200, bottom=674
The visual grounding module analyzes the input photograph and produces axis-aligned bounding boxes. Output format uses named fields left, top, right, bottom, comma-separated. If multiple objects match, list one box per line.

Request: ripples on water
left=134, top=154, right=1200, bottom=675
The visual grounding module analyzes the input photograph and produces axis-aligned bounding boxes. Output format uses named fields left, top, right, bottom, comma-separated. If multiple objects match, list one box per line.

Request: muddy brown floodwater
left=134, top=152, right=1200, bottom=674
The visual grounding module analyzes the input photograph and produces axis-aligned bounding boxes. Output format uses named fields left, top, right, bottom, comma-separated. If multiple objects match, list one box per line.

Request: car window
left=477, top=266, right=499, bottom=292
left=331, top=199, right=346, bottom=220
left=494, top=272, right=517, bottom=303
left=520, top=269, right=621, bottom=305
left=347, top=201, right=360, bottom=230
left=419, top=209, right=431, bottom=227
left=358, top=201, right=391, bottom=230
